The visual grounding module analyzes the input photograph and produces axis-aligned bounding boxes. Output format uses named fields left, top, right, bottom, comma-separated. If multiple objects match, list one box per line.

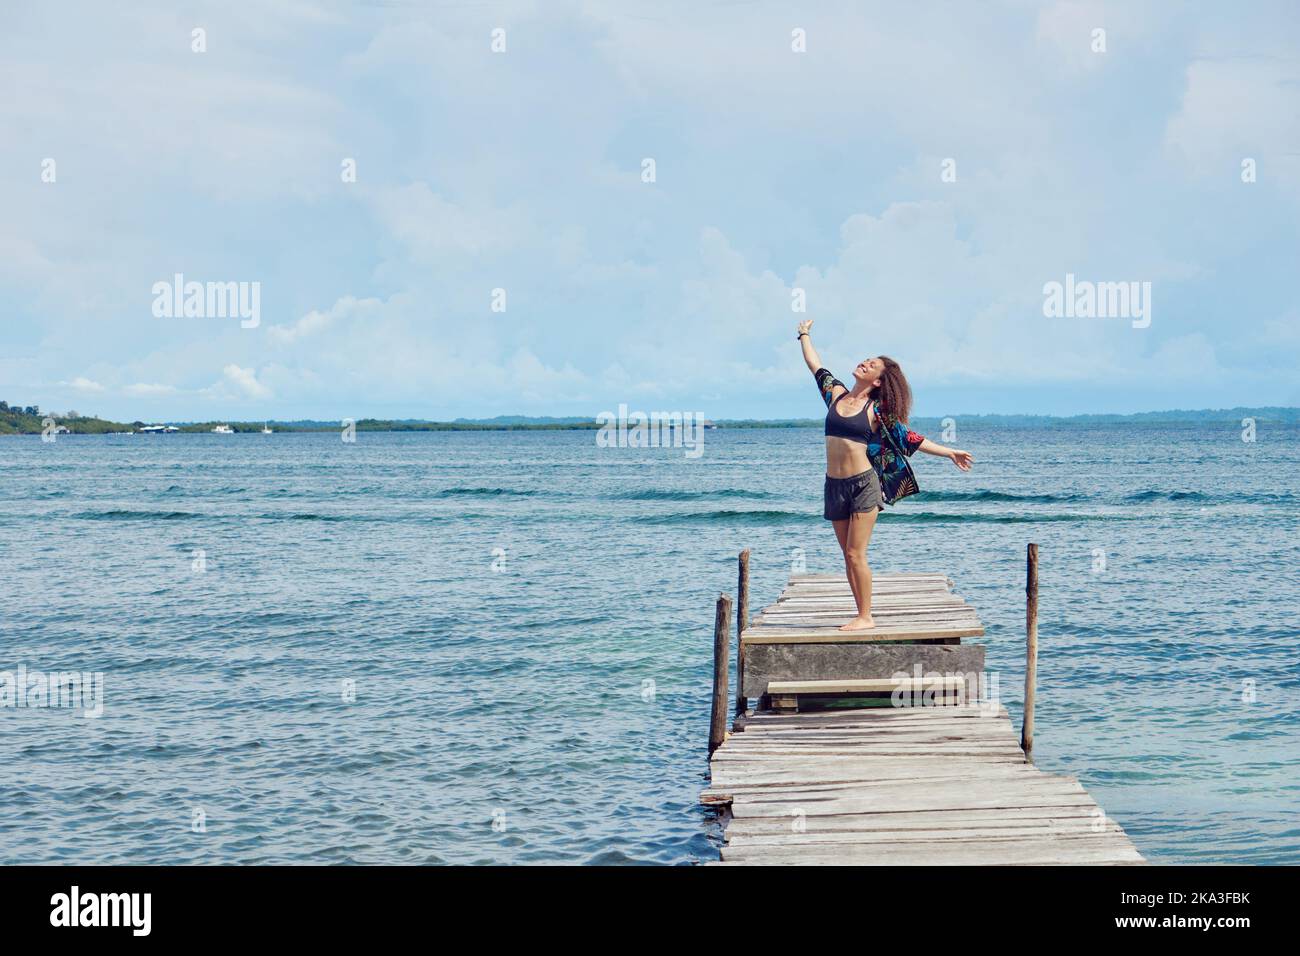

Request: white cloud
left=662, top=204, right=1249, bottom=398
left=369, top=183, right=534, bottom=263
left=61, top=376, right=105, bottom=392
left=1034, top=0, right=1113, bottom=72
left=1165, top=58, right=1300, bottom=193
left=216, top=364, right=272, bottom=401
left=124, top=383, right=179, bottom=396
left=267, top=297, right=379, bottom=345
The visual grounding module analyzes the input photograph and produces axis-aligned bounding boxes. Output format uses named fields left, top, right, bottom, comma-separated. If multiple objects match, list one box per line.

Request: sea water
left=1, top=424, right=1296, bottom=864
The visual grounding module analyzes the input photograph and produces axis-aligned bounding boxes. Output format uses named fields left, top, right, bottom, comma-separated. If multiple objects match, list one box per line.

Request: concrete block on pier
left=741, top=642, right=985, bottom=699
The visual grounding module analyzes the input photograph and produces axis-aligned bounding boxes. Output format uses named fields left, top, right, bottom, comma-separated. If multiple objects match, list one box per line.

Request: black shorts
left=823, top=469, right=882, bottom=520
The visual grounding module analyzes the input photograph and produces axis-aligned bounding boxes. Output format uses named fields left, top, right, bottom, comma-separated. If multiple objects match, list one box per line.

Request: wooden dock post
left=734, top=550, right=750, bottom=717
left=1021, top=543, right=1039, bottom=760
left=709, top=593, right=733, bottom=755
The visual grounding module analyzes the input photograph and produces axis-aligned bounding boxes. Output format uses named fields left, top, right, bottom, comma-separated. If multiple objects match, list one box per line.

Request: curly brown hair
left=869, top=355, right=912, bottom=424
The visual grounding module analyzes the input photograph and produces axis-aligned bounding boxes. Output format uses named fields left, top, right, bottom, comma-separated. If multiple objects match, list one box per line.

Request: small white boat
left=138, top=424, right=179, bottom=433
left=212, top=424, right=234, bottom=434
left=261, top=423, right=273, bottom=434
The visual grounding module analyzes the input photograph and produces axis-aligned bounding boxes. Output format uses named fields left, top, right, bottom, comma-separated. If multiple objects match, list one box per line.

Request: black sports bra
left=825, top=393, right=876, bottom=444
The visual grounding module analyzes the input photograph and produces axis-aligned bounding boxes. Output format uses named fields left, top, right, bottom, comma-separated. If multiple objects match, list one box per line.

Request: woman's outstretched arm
left=917, top=437, right=974, bottom=471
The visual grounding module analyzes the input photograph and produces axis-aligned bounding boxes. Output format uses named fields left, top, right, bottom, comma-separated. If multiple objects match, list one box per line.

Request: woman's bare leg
left=839, top=508, right=879, bottom=630
left=831, top=519, right=863, bottom=612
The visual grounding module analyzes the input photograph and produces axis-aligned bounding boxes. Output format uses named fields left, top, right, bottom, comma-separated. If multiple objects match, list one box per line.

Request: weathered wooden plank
left=717, top=749, right=1029, bottom=764
left=726, top=783, right=1089, bottom=804
left=731, top=724, right=1008, bottom=738
left=742, top=626, right=985, bottom=645
left=772, top=605, right=968, bottom=615
left=780, top=580, right=959, bottom=591
left=766, top=676, right=966, bottom=695
left=726, top=770, right=1078, bottom=796
left=734, top=717, right=1016, bottom=735
left=779, top=588, right=962, bottom=597
left=737, top=710, right=1011, bottom=725
left=718, top=838, right=1145, bottom=865
left=728, top=721, right=1015, bottom=739
left=707, top=763, right=1044, bottom=790
left=732, top=718, right=1010, bottom=735
left=777, top=590, right=965, bottom=600
left=717, top=749, right=1019, bottom=764
left=725, top=727, right=1023, bottom=743
left=780, top=581, right=954, bottom=593
left=761, top=603, right=975, bottom=615
left=781, top=582, right=958, bottom=592
left=737, top=704, right=1007, bottom=723
left=785, top=573, right=951, bottom=583
left=770, top=600, right=972, bottom=611
left=736, top=707, right=1011, bottom=724
left=728, top=730, right=1016, bottom=745
left=723, top=804, right=1110, bottom=833
left=777, top=590, right=958, bottom=603
left=779, top=589, right=954, bottom=600
left=712, top=749, right=1022, bottom=765
left=755, top=619, right=983, bottom=632
left=724, top=733, right=1019, bottom=750
left=728, top=786, right=1094, bottom=819
left=761, top=609, right=972, bottom=620
left=784, top=575, right=950, bottom=583
left=703, top=766, right=1056, bottom=802
left=726, top=821, right=1128, bottom=846
left=784, top=574, right=951, bottom=585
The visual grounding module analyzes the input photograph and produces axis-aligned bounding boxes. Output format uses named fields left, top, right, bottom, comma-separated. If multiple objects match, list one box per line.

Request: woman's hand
left=949, top=449, right=974, bottom=471
left=797, top=319, right=813, bottom=336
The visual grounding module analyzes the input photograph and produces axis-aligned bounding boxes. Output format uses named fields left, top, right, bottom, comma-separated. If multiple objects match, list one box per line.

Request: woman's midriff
left=825, top=435, right=872, bottom=479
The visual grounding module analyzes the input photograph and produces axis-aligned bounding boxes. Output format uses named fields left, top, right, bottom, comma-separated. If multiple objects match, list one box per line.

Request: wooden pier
left=701, top=550, right=1145, bottom=865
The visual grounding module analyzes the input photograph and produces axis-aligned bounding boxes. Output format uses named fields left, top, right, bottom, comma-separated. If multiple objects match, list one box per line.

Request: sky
left=2, top=0, right=1298, bottom=422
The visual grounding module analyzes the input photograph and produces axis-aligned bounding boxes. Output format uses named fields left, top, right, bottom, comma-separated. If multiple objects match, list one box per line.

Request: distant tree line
left=4, top=399, right=1299, bottom=436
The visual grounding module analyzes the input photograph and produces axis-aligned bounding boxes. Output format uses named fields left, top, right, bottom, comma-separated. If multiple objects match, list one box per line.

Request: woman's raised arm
left=800, top=321, right=848, bottom=407
left=797, top=320, right=823, bottom=373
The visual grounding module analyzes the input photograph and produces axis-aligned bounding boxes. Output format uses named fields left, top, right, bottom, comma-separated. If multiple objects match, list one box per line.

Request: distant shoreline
left=3, top=405, right=1297, bottom=435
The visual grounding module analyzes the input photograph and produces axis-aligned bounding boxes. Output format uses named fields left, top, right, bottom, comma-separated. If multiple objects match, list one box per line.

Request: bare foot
left=839, top=616, right=875, bottom=631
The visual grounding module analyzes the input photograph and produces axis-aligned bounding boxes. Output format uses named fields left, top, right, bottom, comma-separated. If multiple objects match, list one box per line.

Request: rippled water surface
left=1, top=424, right=1297, bottom=864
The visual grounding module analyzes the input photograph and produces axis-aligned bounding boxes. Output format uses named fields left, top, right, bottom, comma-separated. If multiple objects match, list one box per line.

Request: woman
left=797, top=319, right=973, bottom=631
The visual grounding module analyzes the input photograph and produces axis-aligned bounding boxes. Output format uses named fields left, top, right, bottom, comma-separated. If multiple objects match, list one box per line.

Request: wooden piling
left=709, top=593, right=733, bottom=755
left=735, top=550, right=750, bottom=717
left=1021, top=543, right=1039, bottom=760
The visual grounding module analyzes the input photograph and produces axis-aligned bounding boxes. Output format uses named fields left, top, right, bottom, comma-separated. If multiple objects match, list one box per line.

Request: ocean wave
left=616, top=488, right=780, bottom=501
left=887, top=510, right=1126, bottom=523
left=1124, top=489, right=1296, bottom=504
left=159, top=484, right=248, bottom=496
left=1124, top=490, right=1211, bottom=503
left=72, top=509, right=201, bottom=521
left=638, top=509, right=808, bottom=526
left=638, top=508, right=1127, bottom=526
left=262, top=512, right=353, bottom=521
left=917, top=489, right=1083, bottom=504
left=441, top=487, right=543, bottom=498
